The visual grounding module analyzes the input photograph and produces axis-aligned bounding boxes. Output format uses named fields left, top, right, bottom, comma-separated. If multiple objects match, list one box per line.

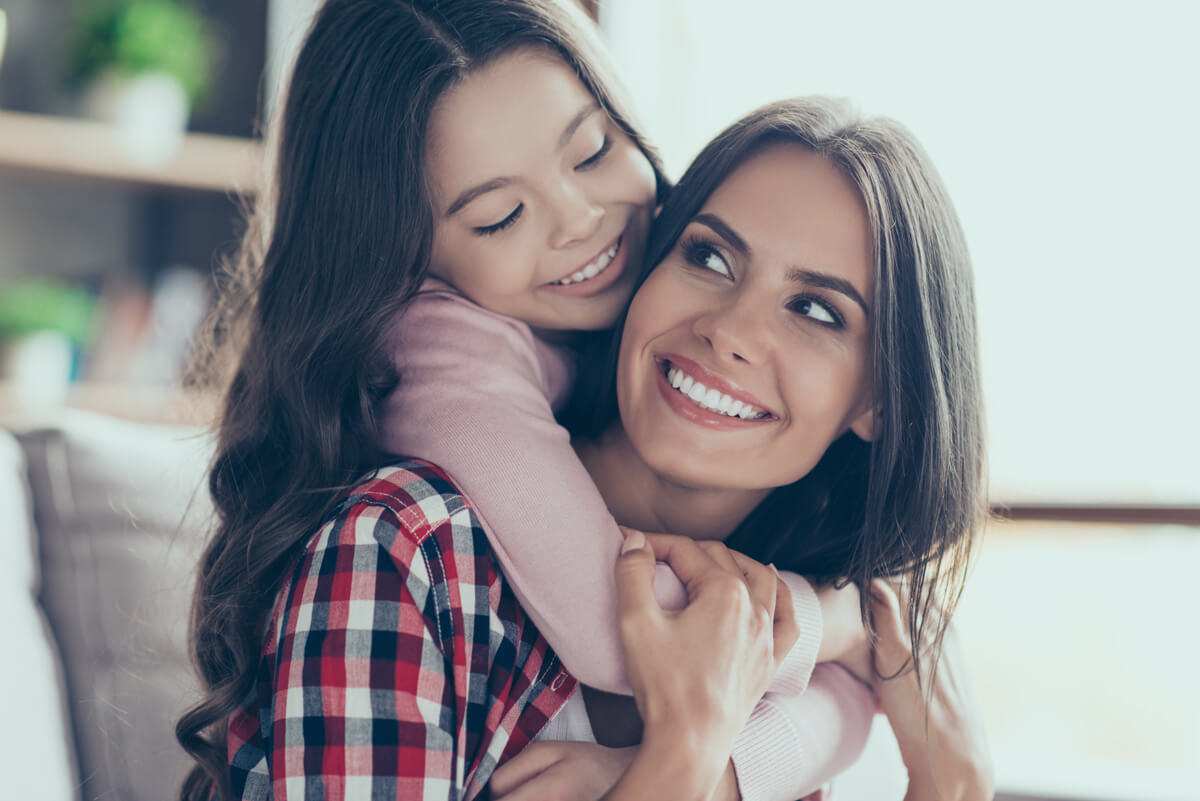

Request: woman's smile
left=654, top=354, right=776, bottom=428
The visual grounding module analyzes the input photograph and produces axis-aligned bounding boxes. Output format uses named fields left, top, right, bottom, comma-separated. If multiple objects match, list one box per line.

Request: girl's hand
left=615, top=529, right=797, bottom=780
left=490, top=742, right=741, bottom=801
left=489, top=742, right=635, bottom=801
left=870, top=580, right=994, bottom=801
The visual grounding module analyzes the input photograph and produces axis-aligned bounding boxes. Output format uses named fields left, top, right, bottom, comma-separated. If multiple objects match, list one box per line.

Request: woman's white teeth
left=665, top=365, right=764, bottom=419
left=555, top=241, right=619, bottom=285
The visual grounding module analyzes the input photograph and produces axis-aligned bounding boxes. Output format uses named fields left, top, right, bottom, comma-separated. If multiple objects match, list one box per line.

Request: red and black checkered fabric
left=225, top=460, right=577, bottom=800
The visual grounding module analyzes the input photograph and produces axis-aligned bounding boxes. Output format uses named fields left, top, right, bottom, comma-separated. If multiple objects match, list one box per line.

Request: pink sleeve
left=379, top=290, right=675, bottom=694
left=377, top=287, right=826, bottom=702
left=731, top=663, right=877, bottom=801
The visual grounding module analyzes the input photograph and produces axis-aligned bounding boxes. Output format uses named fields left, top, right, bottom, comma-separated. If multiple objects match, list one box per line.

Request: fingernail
left=620, top=530, right=645, bottom=555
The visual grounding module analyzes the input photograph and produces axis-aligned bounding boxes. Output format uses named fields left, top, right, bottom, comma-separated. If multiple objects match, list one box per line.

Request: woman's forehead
left=697, top=144, right=873, bottom=295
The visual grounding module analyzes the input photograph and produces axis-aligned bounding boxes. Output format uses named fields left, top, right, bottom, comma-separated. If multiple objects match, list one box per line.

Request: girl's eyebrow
left=445, top=103, right=602, bottom=218
left=692, top=213, right=870, bottom=316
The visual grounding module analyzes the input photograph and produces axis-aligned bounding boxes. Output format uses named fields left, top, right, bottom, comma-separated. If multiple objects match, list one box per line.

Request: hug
left=176, top=1, right=991, bottom=799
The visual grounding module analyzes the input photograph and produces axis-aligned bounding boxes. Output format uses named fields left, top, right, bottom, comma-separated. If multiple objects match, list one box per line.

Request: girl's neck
left=575, top=424, right=770, bottom=541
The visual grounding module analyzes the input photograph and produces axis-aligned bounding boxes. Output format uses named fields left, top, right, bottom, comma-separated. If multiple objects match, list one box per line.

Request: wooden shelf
left=0, top=110, right=263, bottom=193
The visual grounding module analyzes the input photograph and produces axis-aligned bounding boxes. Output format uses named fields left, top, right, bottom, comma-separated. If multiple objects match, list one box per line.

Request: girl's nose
left=550, top=183, right=604, bottom=249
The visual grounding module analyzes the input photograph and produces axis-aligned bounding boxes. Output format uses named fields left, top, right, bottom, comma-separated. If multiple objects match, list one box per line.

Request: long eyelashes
left=681, top=235, right=732, bottom=278
left=787, top=295, right=844, bottom=328
left=680, top=233, right=845, bottom=328
left=576, top=136, right=612, bottom=171
left=474, top=204, right=523, bottom=236
left=472, top=138, right=611, bottom=237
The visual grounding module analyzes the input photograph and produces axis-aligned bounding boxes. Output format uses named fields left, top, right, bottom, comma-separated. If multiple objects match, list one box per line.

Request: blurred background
left=0, top=1, right=1196, bottom=800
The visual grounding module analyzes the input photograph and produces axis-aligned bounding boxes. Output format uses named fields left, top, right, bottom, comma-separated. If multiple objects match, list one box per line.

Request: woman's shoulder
left=331, top=458, right=481, bottom=547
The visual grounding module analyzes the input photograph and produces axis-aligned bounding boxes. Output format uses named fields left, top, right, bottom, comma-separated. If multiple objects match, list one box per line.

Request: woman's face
left=424, top=48, right=657, bottom=331
left=617, top=143, right=877, bottom=491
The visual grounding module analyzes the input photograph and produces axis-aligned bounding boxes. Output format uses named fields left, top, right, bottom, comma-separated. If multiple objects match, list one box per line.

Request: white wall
left=602, top=0, right=1200, bottom=505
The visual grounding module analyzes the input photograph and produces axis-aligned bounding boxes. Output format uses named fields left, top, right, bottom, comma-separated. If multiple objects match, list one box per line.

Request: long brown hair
left=176, top=2, right=665, bottom=798
left=566, top=97, right=987, bottom=682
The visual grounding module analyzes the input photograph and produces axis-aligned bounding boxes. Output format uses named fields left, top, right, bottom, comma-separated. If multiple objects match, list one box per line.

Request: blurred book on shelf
left=0, top=266, right=217, bottom=426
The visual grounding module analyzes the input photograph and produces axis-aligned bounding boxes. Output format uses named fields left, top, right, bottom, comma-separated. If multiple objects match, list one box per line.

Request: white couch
left=2, top=411, right=212, bottom=801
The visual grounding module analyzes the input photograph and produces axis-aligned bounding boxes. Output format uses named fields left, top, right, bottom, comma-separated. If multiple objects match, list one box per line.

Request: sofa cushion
left=0, top=427, right=79, bottom=801
left=16, top=411, right=215, bottom=801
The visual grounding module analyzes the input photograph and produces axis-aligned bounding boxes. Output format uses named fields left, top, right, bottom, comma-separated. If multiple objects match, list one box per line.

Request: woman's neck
left=575, top=424, right=770, bottom=541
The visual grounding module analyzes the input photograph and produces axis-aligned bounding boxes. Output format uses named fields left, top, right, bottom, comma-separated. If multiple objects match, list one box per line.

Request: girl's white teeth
left=555, top=242, right=619, bottom=285
left=664, top=365, right=765, bottom=419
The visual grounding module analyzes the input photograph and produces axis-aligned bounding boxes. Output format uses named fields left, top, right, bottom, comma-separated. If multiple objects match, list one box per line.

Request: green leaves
left=66, top=0, right=217, bottom=104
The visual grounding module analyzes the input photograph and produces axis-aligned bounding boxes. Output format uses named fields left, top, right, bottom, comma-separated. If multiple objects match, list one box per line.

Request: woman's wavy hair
left=566, top=96, right=986, bottom=682
left=176, top=1, right=666, bottom=798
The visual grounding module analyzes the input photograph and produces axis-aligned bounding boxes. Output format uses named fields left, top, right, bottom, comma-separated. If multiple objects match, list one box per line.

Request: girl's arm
left=489, top=666, right=877, bottom=801
left=730, top=664, right=876, bottom=800
left=379, top=288, right=821, bottom=696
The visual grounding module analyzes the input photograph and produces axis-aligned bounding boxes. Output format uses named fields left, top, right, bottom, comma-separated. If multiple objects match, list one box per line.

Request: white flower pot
left=85, top=70, right=190, bottom=168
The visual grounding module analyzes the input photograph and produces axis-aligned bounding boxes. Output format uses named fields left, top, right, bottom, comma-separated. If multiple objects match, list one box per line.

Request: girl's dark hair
left=176, top=2, right=665, bottom=798
left=567, top=96, right=986, bottom=682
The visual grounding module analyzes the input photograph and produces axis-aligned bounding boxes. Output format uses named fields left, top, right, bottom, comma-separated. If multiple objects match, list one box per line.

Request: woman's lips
left=653, top=356, right=776, bottom=430
left=541, top=234, right=627, bottom=298
left=656, top=353, right=776, bottom=418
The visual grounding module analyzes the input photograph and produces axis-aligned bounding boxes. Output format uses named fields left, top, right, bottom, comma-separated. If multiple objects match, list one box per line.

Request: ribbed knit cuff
left=768, top=571, right=822, bottom=695
left=730, top=698, right=804, bottom=801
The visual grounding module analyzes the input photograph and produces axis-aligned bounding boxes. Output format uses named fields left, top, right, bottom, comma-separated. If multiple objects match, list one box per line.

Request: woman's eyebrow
left=445, top=103, right=602, bottom=218
left=693, top=213, right=869, bottom=316
left=693, top=213, right=751, bottom=255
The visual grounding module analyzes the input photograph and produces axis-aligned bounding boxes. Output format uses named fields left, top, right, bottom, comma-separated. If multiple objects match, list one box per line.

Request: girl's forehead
left=424, top=48, right=601, bottom=207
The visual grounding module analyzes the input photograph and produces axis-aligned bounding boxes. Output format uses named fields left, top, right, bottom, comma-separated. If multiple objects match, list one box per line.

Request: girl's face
left=425, top=48, right=657, bottom=331
left=617, top=144, right=877, bottom=491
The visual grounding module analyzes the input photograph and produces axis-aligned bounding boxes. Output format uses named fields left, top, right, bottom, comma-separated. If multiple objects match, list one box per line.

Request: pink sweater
left=379, top=280, right=875, bottom=801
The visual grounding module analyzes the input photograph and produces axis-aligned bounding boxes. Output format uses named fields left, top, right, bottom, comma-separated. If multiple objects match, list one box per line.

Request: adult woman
left=490, top=97, right=988, bottom=799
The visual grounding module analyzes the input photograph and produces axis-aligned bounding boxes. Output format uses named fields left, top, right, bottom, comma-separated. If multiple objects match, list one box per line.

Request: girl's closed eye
left=681, top=235, right=733, bottom=279
left=474, top=204, right=524, bottom=236
left=575, top=135, right=613, bottom=171
left=788, top=295, right=843, bottom=328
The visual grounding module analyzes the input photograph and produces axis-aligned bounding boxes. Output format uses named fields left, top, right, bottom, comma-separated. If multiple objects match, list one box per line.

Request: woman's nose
left=691, top=296, right=769, bottom=366
left=550, top=182, right=604, bottom=249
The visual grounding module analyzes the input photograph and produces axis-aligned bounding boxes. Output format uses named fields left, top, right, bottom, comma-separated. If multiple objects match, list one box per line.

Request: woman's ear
left=849, top=406, right=877, bottom=442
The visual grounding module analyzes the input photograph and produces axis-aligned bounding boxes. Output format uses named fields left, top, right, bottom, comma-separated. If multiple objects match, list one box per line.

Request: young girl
left=178, top=1, right=876, bottom=799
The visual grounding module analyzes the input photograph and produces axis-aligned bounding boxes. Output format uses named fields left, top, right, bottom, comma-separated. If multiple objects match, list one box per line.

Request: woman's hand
left=870, top=580, right=994, bottom=801
left=598, top=529, right=796, bottom=799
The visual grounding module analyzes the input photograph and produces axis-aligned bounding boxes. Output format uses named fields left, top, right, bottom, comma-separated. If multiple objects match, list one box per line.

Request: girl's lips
left=655, top=353, right=777, bottom=418
left=541, top=234, right=627, bottom=298
left=653, top=362, right=773, bottom=430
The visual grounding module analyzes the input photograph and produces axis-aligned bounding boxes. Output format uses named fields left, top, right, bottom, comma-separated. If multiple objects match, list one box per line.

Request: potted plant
left=65, top=0, right=217, bottom=166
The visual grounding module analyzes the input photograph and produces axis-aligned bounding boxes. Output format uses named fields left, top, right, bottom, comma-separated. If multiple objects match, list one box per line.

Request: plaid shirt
left=225, top=460, right=578, bottom=800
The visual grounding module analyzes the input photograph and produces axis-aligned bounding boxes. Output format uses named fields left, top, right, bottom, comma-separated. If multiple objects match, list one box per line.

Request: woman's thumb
left=614, top=528, right=658, bottom=618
